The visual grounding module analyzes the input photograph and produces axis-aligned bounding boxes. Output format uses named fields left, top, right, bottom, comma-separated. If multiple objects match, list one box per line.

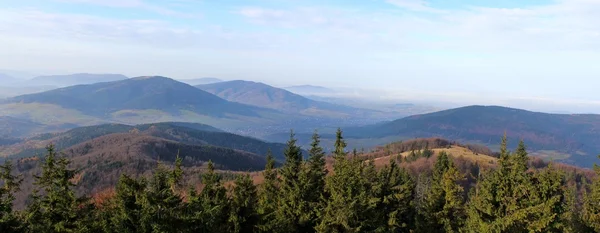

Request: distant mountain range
left=197, top=80, right=346, bottom=115
left=196, top=80, right=398, bottom=120
left=347, top=105, right=600, bottom=167
left=283, top=85, right=335, bottom=95
left=6, top=76, right=269, bottom=117
left=180, top=77, right=224, bottom=85
left=0, top=73, right=21, bottom=85
left=27, top=73, right=128, bottom=87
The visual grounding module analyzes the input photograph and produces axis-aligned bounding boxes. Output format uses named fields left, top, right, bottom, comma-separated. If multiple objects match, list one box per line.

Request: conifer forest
left=1, top=130, right=599, bottom=233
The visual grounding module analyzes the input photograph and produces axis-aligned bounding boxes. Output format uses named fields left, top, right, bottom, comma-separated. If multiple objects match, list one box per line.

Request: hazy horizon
left=1, top=0, right=600, bottom=113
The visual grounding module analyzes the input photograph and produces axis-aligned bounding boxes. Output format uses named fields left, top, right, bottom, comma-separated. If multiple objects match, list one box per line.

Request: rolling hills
left=197, top=80, right=354, bottom=116
left=348, top=105, right=600, bottom=167
left=0, top=122, right=289, bottom=161
left=5, top=121, right=293, bottom=206
left=196, top=80, right=407, bottom=122
left=8, top=76, right=263, bottom=117
left=0, top=76, right=291, bottom=137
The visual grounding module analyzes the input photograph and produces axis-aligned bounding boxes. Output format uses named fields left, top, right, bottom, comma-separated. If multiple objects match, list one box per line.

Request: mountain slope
left=27, top=73, right=128, bottom=87
left=197, top=80, right=367, bottom=117
left=350, top=105, right=600, bottom=167
left=7, top=76, right=266, bottom=117
left=1, top=122, right=288, bottom=160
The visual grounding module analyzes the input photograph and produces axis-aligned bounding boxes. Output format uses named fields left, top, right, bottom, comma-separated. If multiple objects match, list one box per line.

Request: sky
left=1, top=0, right=600, bottom=112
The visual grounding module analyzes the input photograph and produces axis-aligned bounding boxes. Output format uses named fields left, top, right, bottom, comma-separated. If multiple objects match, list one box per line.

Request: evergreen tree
left=196, top=161, right=229, bottom=232
left=317, top=128, right=371, bottom=233
left=437, top=165, right=466, bottom=232
left=371, top=160, right=416, bottom=232
left=275, top=131, right=304, bottom=232
left=298, top=131, right=327, bottom=232
left=229, top=174, right=259, bottom=233
left=0, top=160, right=22, bottom=232
left=419, top=151, right=465, bottom=232
left=465, top=138, right=569, bottom=233
left=257, top=150, right=279, bottom=233
left=25, top=145, right=89, bottom=233
left=110, top=174, right=147, bottom=233
left=138, top=161, right=184, bottom=233
left=582, top=155, right=600, bottom=231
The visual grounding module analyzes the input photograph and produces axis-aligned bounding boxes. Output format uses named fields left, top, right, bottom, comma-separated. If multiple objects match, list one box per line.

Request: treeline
left=1, top=130, right=600, bottom=232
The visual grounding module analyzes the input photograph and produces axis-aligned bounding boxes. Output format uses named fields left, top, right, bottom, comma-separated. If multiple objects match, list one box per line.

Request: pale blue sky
left=1, top=0, right=600, bottom=112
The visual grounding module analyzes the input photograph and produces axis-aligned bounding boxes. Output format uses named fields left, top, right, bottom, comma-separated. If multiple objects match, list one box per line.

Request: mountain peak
left=131, top=76, right=172, bottom=80
left=8, top=77, right=263, bottom=117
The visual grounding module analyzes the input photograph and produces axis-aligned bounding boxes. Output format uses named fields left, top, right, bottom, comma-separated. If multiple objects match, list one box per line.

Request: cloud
left=56, top=0, right=143, bottom=8
left=54, top=0, right=202, bottom=18
left=386, top=0, right=446, bottom=13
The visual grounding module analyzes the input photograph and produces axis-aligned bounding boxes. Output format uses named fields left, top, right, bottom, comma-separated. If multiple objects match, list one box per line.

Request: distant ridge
left=180, top=77, right=224, bottom=85
left=196, top=80, right=362, bottom=117
left=0, top=73, right=20, bottom=85
left=28, top=73, right=128, bottom=87
left=284, top=85, right=335, bottom=95
left=7, top=76, right=266, bottom=117
left=349, top=105, right=600, bottom=167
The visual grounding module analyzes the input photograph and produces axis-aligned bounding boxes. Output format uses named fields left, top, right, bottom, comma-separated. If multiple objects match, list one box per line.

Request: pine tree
left=317, top=128, right=370, bottom=233
left=25, top=145, right=88, bottom=233
left=420, top=151, right=465, bottom=232
left=371, top=159, right=416, bottom=232
left=437, top=164, right=466, bottom=232
left=197, top=161, right=229, bottom=232
left=465, top=137, right=569, bottom=233
left=275, top=131, right=304, bottom=232
left=110, top=174, right=147, bottom=233
left=582, top=155, right=600, bottom=231
left=257, top=150, right=279, bottom=233
left=229, top=174, right=259, bottom=233
left=527, top=164, right=569, bottom=232
left=139, top=161, right=184, bottom=233
left=298, top=131, right=327, bottom=232
left=0, top=160, right=22, bottom=232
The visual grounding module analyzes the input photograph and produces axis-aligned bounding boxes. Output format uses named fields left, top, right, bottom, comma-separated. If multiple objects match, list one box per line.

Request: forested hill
left=6, top=76, right=268, bottom=117
left=1, top=122, right=288, bottom=161
left=349, top=105, right=600, bottom=167
left=0, top=131, right=598, bottom=232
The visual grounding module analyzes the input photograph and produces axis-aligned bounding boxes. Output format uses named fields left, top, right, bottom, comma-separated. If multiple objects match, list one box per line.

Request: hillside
left=349, top=105, right=600, bottom=167
left=10, top=132, right=270, bottom=208
left=27, top=73, right=128, bottom=87
left=4, top=76, right=275, bottom=120
left=197, top=80, right=346, bottom=115
left=1, top=122, right=289, bottom=160
left=197, top=80, right=393, bottom=120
